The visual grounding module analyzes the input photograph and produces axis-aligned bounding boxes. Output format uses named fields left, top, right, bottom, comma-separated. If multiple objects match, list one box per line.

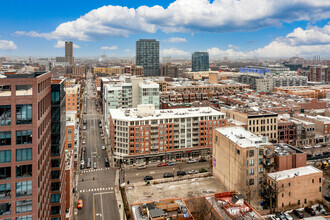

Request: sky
left=1, top=0, right=330, bottom=58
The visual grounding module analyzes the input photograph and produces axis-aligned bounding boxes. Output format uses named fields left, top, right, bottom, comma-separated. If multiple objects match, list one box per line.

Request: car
left=83, top=126, right=87, bottom=130
left=101, top=136, right=105, bottom=140
left=187, top=159, right=196, bottom=164
left=198, top=158, right=207, bottom=162
left=99, top=124, right=102, bottom=128
left=93, top=162, right=97, bottom=169
left=82, top=140, right=86, bottom=144
left=87, top=158, right=91, bottom=168
left=188, top=170, right=198, bottom=174
left=144, top=176, right=153, bottom=181
left=168, top=162, right=177, bottom=166
left=304, top=207, right=315, bottom=216
left=199, top=168, right=208, bottom=173
left=284, top=213, right=293, bottom=220
left=275, top=212, right=287, bottom=220
left=315, top=153, right=322, bottom=157
left=77, top=199, right=83, bottom=209
left=270, top=216, right=280, bottom=220
left=104, top=157, right=110, bottom=167
left=157, top=162, right=167, bottom=167
left=102, top=146, right=106, bottom=150
left=163, top=173, right=174, bottom=178
left=81, top=146, right=86, bottom=152
left=137, top=165, right=147, bottom=170
left=177, top=171, right=186, bottom=176
left=83, top=119, right=87, bottom=124
left=80, top=163, right=85, bottom=170
left=292, top=209, right=304, bottom=219
left=95, top=102, right=98, bottom=106
left=96, top=108, right=99, bottom=112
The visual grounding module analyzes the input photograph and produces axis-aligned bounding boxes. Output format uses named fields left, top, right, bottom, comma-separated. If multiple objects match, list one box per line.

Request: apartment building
left=160, top=63, right=181, bottom=78
left=136, top=39, right=160, bottom=76
left=0, top=72, right=59, bottom=219
left=294, top=114, right=330, bottom=135
left=274, top=143, right=306, bottom=171
left=221, top=107, right=278, bottom=142
left=103, top=78, right=160, bottom=133
left=213, top=126, right=274, bottom=198
left=192, top=52, right=209, bottom=72
left=123, top=65, right=144, bottom=77
left=290, top=118, right=315, bottom=146
left=65, top=83, right=80, bottom=112
left=267, top=166, right=322, bottom=209
left=109, top=105, right=226, bottom=164
left=93, top=66, right=124, bottom=75
left=65, top=111, right=79, bottom=161
left=50, top=78, right=67, bottom=219
left=64, top=150, right=74, bottom=220
left=278, top=118, right=296, bottom=145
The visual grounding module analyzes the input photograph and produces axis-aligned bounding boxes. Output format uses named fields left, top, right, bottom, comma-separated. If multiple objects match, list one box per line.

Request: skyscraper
left=65, top=41, right=73, bottom=65
left=136, top=39, right=160, bottom=76
left=192, top=51, right=209, bottom=72
left=0, top=72, right=53, bottom=219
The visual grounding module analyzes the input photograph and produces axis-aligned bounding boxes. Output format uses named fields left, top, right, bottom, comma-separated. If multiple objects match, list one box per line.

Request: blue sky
left=1, top=0, right=330, bottom=58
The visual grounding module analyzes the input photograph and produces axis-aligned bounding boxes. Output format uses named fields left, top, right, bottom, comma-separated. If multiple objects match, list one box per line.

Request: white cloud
left=54, top=40, right=80, bottom=48
left=161, top=48, right=189, bottom=56
left=228, top=44, right=240, bottom=49
left=0, top=40, right=17, bottom=50
left=100, top=46, right=118, bottom=50
left=164, top=37, right=187, bottom=43
left=15, top=0, right=330, bottom=41
left=124, top=49, right=131, bottom=53
left=207, top=24, right=330, bottom=58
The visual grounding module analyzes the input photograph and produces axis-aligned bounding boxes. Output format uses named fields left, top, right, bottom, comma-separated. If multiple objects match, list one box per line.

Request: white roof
left=110, top=107, right=224, bottom=121
left=268, top=165, right=322, bottom=181
left=215, top=126, right=272, bottom=148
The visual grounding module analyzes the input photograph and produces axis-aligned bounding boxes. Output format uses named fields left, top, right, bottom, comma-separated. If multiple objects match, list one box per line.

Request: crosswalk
left=79, top=187, right=114, bottom=193
left=81, top=167, right=112, bottom=173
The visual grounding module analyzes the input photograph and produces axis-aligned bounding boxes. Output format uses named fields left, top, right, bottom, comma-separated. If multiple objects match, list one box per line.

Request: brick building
left=274, top=143, right=306, bottom=171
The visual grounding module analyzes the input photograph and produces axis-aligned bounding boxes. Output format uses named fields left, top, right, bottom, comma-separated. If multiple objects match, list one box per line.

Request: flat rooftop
left=268, top=165, right=322, bottom=181
left=110, top=107, right=224, bottom=121
left=216, top=126, right=272, bottom=148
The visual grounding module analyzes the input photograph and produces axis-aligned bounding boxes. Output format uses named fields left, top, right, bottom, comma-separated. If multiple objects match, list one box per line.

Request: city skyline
left=0, top=0, right=330, bottom=58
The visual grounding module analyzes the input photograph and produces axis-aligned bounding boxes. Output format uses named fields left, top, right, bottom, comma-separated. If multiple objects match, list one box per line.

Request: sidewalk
left=115, top=169, right=127, bottom=220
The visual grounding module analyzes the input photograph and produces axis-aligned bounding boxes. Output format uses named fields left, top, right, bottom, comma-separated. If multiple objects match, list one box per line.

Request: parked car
left=137, top=165, right=147, bottom=170
left=270, top=216, right=280, bottom=220
left=199, top=168, right=207, bottom=173
left=198, top=158, right=207, bottom=162
left=104, top=157, right=110, bottom=167
left=163, top=173, right=174, bottom=178
left=83, top=126, right=87, bottom=130
left=99, top=124, right=102, bottom=128
left=157, top=162, right=167, bottom=167
left=82, top=140, right=86, bottom=144
left=81, top=146, right=86, bottom=152
left=144, top=176, right=153, bottom=181
left=187, top=159, right=196, bottom=164
left=93, top=162, right=97, bottom=169
left=284, top=213, right=293, bottom=220
left=188, top=170, right=198, bottom=174
left=77, top=199, right=83, bottom=209
left=87, top=158, right=91, bottom=168
left=96, top=108, right=99, bottom=112
left=316, top=204, right=328, bottom=215
left=275, top=212, right=287, bottom=220
left=83, top=119, right=87, bottom=124
left=80, top=162, right=85, bottom=170
left=304, top=207, right=315, bottom=216
left=292, top=209, right=304, bottom=219
left=102, top=145, right=106, bottom=150
left=177, top=171, right=186, bottom=176
left=168, top=162, right=177, bottom=166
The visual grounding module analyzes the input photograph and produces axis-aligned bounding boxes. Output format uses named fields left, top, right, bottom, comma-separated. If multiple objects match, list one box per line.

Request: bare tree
left=185, top=196, right=218, bottom=220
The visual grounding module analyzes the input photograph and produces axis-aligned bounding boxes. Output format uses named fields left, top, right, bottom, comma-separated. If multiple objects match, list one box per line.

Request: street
left=76, top=72, right=120, bottom=220
left=125, top=161, right=211, bottom=183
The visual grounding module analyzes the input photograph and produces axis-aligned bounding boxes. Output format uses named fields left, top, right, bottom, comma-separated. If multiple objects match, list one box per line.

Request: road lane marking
left=100, top=193, right=105, bottom=220
left=150, top=171, right=155, bottom=174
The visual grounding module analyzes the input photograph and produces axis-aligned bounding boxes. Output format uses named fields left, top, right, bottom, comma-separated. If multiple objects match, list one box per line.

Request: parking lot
left=125, top=176, right=228, bottom=205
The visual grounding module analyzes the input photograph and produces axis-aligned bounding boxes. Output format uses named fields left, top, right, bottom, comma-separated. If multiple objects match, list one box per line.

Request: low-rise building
left=274, top=143, right=306, bottom=171
left=65, top=111, right=80, bottom=161
left=93, top=66, right=124, bottom=75
left=267, top=166, right=323, bottom=209
left=213, top=126, right=274, bottom=198
left=109, top=105, right=226, bottom=164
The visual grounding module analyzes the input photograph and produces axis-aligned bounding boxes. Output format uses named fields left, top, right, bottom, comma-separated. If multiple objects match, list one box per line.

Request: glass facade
left=16, top=105, right=32, bottom=124
left=0, top=183, right=11, bottom=199
left=136, top=39, right=160, bottom=76
left=16, top=181, right=32, bottom=197
left=192, top=52, right=209, bottom=72
left=0, top=131, right=11, bottom=146
left=0, top=106, right=11, bottom=126
left=16, top=148, right=32, bottom=161
left=51, top=194, right=60, bottom=203
left=16, top=200, right=32, bottom=213
left=16, top=215, right=32, bottom=220
left=0, top=150, right=11, bottom=163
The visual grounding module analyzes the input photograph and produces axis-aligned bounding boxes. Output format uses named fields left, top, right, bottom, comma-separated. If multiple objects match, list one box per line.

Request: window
left=16, top=130, right=32, bottom=145
left=51, top=159, right=60, bottom=168
left=0, top=183, right=11, bottom=199
left=259, top=158, right=263, bottom=165
left=16, top=181, right=32, bottom=197
left=16, top=105, right=32, bottom=124
left=0, top=167, right=11, bottom=179
left=16, top=199, right=32, bottom=213
left=319, top=178, right=322, bottom=183
left=259, top=167, right=263, bottom=173
left=319, top=186, right=322, bottom=192
left=51, top=170, right=60, bottom=179
left=16, top=148, right=32, bottom=161
left=259, top=149, right=264, bottom=155
left=16, top=85, right=32, bottom=96
left=0, top=131, right=11, bottom=146
left=68, top=129, right=72, bottom=134
left=0, top=150, right=11, bottom=163
left=51, top=194, right=60, bottom=203
left=289, top=192, right=291, bottom=196
left=16, top=215, right=32, bottom=220
left=0, top=202, right=11, bottom=215
left=51, top=182, right=60, bottom=192
left=249, top=179, right=254, bottom=185
left=249, top=168, right=254, bottom=175
left=0, top=105, right=11, bottom=126
left=249, top=150, right=254, bottom=157
left=282, top=193, right=284, bottom=197
left=312, top=179, right=314, bottom=183
left=16, top=165, right=32, bottom=178
left=236, top=149, right=240, bottom=155
left=67, top=143, right=72, bottom=148
left=298, top=200, right=300, bottom=205
left=51, top=206, right=60, bottom=215
left=249, top=159, right=254, bottom=166
left=304, top=199, right=307, bottom=204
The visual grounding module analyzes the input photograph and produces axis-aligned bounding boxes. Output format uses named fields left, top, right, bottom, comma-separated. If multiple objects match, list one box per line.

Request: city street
left=125, top=161, right=211, bottom=183
left=76, top=72, right=120, bottom=220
